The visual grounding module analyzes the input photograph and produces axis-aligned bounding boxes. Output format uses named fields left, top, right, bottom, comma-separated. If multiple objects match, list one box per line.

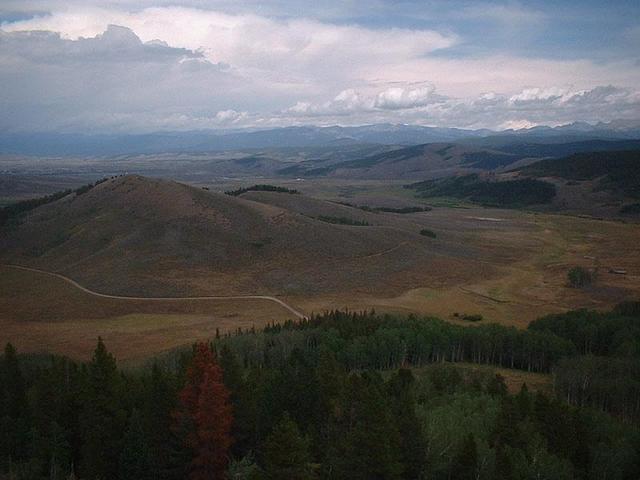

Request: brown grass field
left=0, top=265, right=295, bottom=361
left=2, top=175, right=640, bottom=361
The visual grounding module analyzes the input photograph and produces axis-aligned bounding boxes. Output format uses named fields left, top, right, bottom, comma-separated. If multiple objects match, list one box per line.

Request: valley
left=2, top=169, right=639, bottom=360
left=3, top=4, right=640, bottom=477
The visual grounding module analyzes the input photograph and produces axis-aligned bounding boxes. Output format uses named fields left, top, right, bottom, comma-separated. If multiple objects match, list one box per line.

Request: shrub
left=420, top=229, right=437, bottom=238
left=620, top=203, right=640, bottom=214
left=225, top=185, right=299, bottom=196
left=462, top=314, right=483, bottom=322
left=316, top=216, right=370, bottom=226
left=567, top=267, right=593, bottom=288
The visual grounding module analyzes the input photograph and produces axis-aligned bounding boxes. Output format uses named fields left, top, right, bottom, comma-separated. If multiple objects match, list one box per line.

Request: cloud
left=374, top=84, right=439, bottom=110
left=2, top=7, right=457, bottom=86
left=214, top=109, right=247, bottom=124
left=285, top=83, right=444, bottom=117
left=282, top=85, right=640, bottom=129
left=0, top=4, right=639, bottom=132
left=497, top=119, right=540, bottom=130
left=0, top=24, right=204, bottom=65
left=508, top=86, right=569, bottom=105
left=0, top=25, right=259, bottom=132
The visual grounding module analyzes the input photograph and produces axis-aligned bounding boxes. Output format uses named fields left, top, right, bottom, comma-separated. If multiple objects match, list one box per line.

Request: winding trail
left=4, top=264, right=307, bottom=320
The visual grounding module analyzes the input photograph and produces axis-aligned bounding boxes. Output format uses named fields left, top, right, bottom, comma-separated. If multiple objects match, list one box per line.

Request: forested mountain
left=2, top=122, right=639, bottom=157
left=274, top=139, right=640, bottom=180
left=2, top=304, right=640, bottom=479
left=521, top=150, right=640, bottom=198
left=406, top=175, right=557, bottom=207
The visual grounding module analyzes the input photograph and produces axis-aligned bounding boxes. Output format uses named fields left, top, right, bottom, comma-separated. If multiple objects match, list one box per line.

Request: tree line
left=0, top=177, right=109, bottom=227
left=2, top=304, right=640, bottom=479
left=529, top=302, right=640, bottom=422
left=224, top=185, right=299, bottom=196
left=405, top=174, right=556, bottom=207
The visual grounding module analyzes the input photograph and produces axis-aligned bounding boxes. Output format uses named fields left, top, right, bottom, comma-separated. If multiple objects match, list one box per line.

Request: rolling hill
left=2, top=121, right=639, bottom=156
left=0, top=175, right=485, bottom=298
left=276, top=139, right=640, bottom=180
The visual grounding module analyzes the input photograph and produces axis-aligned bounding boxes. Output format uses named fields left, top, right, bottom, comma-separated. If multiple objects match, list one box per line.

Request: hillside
left=398, top=149, right=640, bottom=215
left=406, top=175, right=557, bottom=208
left=281, top=143, right=515, bottom=179
left=276, top=139, right=640, bottom=181
left=516, top=150, right=640, bottom=216
left=520, top=150, right=640, bottom=195
left=0, top=175, right=477, bottom=298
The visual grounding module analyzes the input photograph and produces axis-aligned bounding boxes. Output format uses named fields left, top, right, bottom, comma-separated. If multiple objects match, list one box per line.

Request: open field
left=2, top=175, right=640, bottom=360
left=289, top=206, right=640, bottom=327
left=0, top=265, right=296, bottom=361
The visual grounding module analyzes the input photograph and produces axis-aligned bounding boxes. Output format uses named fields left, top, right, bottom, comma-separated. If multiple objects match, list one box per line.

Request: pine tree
left=387, top=369, right=426, bottom=479
left=144, top=364, right=179, bottom=479
left=219, top=345, right=243, bottom=396
left=191, top=362, right=233, bottom=479
left=79, top=337, right=125, bottom=480
left=487, top=373, right=508, bottom=397
left=262, top=414, right=317, bottom=480
left=328, top=374, right=403, bottom=480
left=0, top=343, right=30, bottom=465
left=494, top=445, right=514, bottom=480
left=515, top=384, right=532, bottom=419
left=2, top=343, right=28, bottom=419
left=451, top=433, right=478, bottom=480
left=174, top=343, right=234, bottom=480
left=119, top=409, right=153, bottom=480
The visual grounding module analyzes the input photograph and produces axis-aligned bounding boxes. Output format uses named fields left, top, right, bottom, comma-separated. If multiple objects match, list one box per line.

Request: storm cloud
left=1, top=1, right=639, bottom=132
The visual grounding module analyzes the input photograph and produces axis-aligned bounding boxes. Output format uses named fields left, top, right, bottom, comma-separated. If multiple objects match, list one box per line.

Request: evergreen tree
left=262, top=414, right=317, bottom=480
left=119, top=409, right=153, bottom=480
left=144, top=364, right=178, bottom=479
left=79, top=337, right=125, bottom=480
left=515, top=384, right=532, bottom=420
left=487, top=373, right=508, bottom=397
left=2, top=343, right=28, bottom=419
left=47, top=421, right=71, bottom=480
left=451, top=433, right=478, bottom=480
left=387, top=369, right=426, bottom=479
left=219, top=344, right=243, bottom=396
left=192, top=363, right=233, bottom=479
left=494, top=445, right=514, bottom=480
left=0, top=343, right=30, bottom=466
left=328, top=374, right=403, bottom=480
left=174, top=343, right=234, bottom=480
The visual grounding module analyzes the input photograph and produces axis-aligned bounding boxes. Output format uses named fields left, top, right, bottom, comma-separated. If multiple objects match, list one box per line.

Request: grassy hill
left=520, top=150, right=640, bottom=198
left=275, top=140, right=640, bottom=181
left=406, top=174, right=556, bottom=208
left=0, top=175, right=465, bottom=298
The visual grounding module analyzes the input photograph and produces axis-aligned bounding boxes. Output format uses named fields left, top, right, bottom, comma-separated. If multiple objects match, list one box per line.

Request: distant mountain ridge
left=2, top=121, right=639, bottom=156
left=277, top=139, right=640, bottom=180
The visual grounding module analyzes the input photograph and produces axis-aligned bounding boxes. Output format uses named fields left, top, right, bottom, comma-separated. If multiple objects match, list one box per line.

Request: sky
left=1, top=0, right=639, bottom=133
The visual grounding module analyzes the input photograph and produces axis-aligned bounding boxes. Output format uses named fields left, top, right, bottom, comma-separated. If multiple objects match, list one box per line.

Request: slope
left=0, top=175, right=480, bottom=298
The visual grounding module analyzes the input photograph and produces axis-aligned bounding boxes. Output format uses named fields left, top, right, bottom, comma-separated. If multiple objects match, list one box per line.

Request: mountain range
left=2, top=120, right=640, bottom=157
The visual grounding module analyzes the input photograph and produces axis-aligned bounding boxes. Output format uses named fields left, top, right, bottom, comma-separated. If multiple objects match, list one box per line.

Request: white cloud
left=0, top=4, right=639, bottom=132
left=498, top=119, right=540, bottom=130
left=2, top=7, right=457, bottom=89
left=0, top=25, right=262, bottom=132
left=285, top=84, right=444, bottom=116
left=214, top=109, right=246, bottom=124
left=508, top=86, right=571, bottom=105
left=374, top=84, right=438, bottom=110
left=281, top=85, right=640, bottom=129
